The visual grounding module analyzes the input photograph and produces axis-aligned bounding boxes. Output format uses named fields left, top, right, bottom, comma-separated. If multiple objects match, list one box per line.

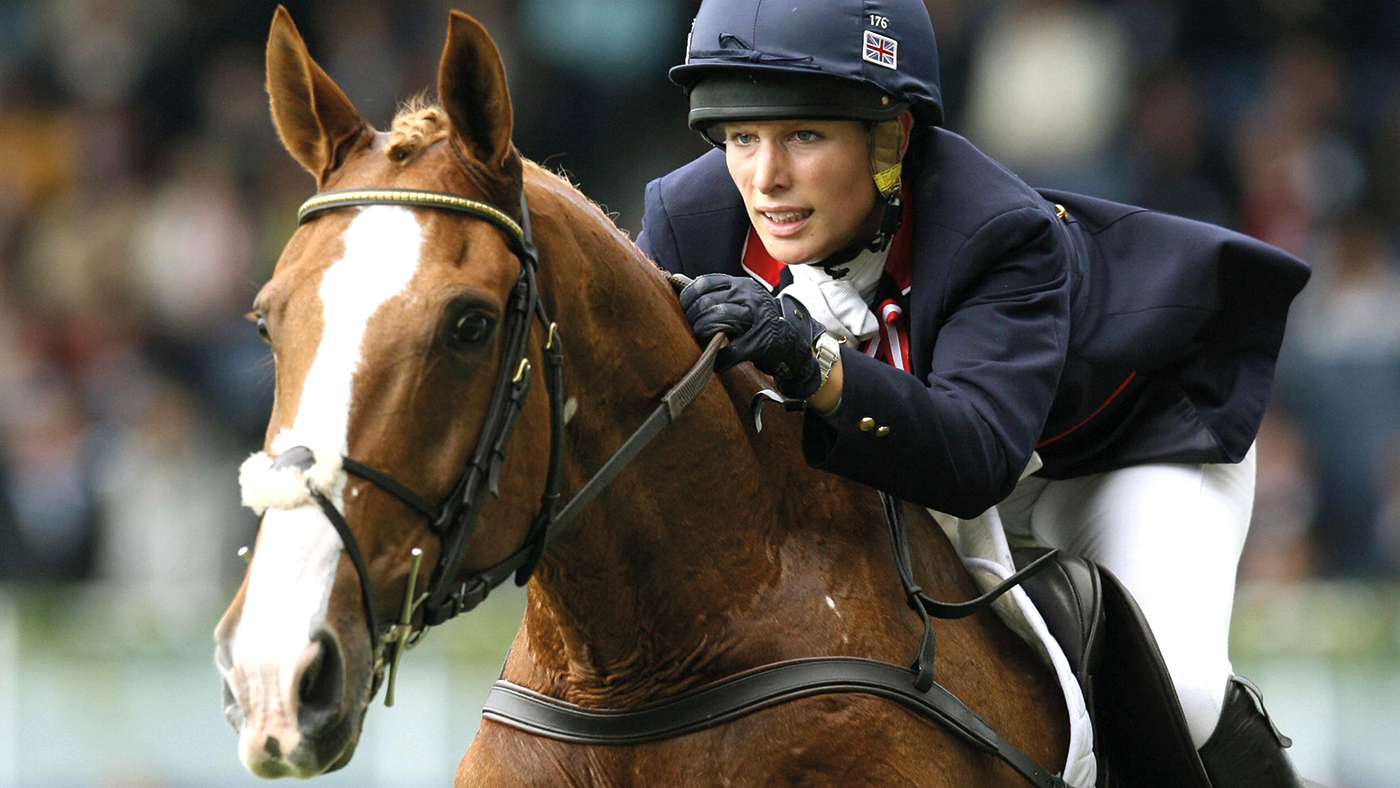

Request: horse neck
left=515, top=172, right=876, bottom=704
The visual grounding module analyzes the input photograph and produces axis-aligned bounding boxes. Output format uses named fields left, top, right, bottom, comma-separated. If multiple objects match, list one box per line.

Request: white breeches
left=996, top=445, right=1257, bottom=749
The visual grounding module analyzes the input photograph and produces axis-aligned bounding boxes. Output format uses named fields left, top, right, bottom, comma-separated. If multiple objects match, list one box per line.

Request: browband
left=298, top=187, right=525, bottom=246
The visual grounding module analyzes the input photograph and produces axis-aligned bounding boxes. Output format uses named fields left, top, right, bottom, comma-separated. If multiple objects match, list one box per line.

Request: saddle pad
left=930, top=502, right=1097, bottom=788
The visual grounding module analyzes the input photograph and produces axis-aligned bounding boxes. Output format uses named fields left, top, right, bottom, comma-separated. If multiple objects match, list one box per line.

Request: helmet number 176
left=868, top=15, right=889, bottom=29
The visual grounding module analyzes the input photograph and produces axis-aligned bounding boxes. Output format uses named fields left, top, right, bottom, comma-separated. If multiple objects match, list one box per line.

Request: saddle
left=1010, top=547, right=1215, bottom=788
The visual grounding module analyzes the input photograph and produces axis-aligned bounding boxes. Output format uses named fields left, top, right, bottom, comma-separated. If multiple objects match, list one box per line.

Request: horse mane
left=385, top=96, right=449, bottom=161
left=385, top=99, right=651, bottom=268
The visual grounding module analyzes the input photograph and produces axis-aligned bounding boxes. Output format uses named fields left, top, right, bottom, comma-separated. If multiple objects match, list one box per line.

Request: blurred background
left=0, top=0, right=1397, bottom=785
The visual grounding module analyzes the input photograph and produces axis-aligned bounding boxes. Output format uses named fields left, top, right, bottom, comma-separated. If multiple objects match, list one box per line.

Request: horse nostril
left=299, top=650, right=324, bottom=704
left=296, top=630, right=345, bottom=730
left=222, top=677, right=246, bottom=731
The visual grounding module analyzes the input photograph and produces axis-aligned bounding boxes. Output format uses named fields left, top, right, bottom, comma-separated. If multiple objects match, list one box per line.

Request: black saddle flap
left=1011, top=547, right=1103, bottom=681
left=1092, top=565, right=1213, bottom=788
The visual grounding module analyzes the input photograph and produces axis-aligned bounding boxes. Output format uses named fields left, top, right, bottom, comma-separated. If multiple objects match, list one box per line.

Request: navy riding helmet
left=670, top=0, right=945, bottom=138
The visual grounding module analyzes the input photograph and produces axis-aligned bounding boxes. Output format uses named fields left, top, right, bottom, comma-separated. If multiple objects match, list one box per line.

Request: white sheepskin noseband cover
left=239, top=439, right=344, bottom=515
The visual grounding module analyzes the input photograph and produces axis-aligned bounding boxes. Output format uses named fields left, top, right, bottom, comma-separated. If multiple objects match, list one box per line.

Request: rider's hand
left=679, top=274, right=826, bottom=399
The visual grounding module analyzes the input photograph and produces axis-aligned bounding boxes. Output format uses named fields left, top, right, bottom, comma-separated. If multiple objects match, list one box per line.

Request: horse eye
left=450, top=311, right=494, bottom=347
left=254, top=314, right=271, bottom=345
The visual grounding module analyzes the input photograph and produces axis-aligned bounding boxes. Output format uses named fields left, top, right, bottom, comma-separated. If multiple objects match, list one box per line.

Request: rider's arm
left=802, top=207, right=1071, bottom=519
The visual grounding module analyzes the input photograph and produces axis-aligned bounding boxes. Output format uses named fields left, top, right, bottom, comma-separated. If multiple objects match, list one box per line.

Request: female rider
left=636, top=1, right=1311, bottom=786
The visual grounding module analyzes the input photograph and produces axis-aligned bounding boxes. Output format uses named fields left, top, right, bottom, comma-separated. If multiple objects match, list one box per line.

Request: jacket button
left=859, top=417, right=875, bottom=432
left=875, top=426, right=891, bottom=437
left=1054, top=203, right=1069, bottom=222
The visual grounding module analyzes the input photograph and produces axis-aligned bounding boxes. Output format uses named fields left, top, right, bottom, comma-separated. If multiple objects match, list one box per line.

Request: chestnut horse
left=215, top=8, right=1068, bottom=786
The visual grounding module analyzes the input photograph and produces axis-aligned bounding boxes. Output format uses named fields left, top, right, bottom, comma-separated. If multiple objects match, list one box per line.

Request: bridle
left=279, top=186, right=726, bottom=705
left=273, top=184, right=1068, bottom=788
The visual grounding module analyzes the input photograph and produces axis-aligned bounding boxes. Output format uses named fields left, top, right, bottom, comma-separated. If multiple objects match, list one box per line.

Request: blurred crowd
left=1, top=0, right=1398, bottom=593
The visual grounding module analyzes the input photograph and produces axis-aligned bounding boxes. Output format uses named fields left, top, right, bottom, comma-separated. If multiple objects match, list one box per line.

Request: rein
left=277, top=185, right=1064, bottom=787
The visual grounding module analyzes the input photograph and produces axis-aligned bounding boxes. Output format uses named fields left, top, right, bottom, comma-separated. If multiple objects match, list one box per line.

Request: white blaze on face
left=226, top=206, right=423, bottom=763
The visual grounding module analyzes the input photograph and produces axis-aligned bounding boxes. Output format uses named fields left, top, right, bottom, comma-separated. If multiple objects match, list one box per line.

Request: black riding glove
left=679, top=274, right=826, bottom=399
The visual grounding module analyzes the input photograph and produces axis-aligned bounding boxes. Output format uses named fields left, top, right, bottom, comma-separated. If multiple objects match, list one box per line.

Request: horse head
left=214, top=8, right=571, bottom=776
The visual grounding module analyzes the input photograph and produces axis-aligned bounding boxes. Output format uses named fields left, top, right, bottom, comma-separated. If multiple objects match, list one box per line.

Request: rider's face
left=723, top=118, right=876, bottom=265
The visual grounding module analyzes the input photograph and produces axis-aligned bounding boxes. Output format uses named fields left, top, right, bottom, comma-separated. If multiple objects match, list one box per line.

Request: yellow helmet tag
left=869, top=119, right=904, bottom=198
left=873, top=162, right=902, bottom=195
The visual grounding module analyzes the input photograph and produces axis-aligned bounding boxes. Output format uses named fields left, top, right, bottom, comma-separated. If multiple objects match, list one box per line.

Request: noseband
left=277, top=187, right=724, bottom=704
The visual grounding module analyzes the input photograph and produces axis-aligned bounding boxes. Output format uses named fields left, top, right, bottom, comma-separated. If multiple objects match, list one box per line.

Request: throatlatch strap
left=514, top=305, right=565, bottom=585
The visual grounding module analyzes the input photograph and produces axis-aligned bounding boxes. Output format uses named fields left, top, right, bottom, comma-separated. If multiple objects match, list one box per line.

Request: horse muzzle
left=216, top=626, right=366, bottom=777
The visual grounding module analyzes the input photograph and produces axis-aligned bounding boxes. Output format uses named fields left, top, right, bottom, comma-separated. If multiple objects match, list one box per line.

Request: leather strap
left=343, top=327, right=725, bottom=628
left=482, top=657, right=1068, bottom=788
left=479, top=493, right=1070, bottom=788
left=880, top=491, right=1060, bottom=691
left=514, top=308, right=566, bottom=585
left=298, top=188, right=525, bottom=247
left=342, top=458, right=438, bottom=521
left=311, top=489, right=382, bottom=687
left=548, top=331, right=725, bottom=534
left=292, top=187, right=553, bottom=639
left=417, top=331, right=727, bottom=619
left=419, top=269, right=536, bottom=624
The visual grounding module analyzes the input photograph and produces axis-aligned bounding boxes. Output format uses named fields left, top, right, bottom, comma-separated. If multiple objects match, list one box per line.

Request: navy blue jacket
left=637, top=129, right=1310, bottom=518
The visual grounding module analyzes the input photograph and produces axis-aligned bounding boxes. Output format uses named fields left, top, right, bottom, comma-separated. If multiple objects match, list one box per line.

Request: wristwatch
left=813, top=331, right=842, bottom=390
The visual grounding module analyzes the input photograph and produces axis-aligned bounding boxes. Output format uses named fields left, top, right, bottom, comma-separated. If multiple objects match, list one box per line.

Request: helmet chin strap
left=813, top=193, right=902, bottom=275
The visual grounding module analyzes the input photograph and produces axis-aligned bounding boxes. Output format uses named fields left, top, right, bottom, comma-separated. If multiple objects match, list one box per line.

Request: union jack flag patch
left=862, top=30, right=898, bottom=70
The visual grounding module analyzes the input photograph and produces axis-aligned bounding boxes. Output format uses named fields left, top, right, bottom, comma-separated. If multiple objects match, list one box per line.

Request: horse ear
left=438, top=11, right=517, bottom=176
left=265, top=6, right=367, bottom=181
